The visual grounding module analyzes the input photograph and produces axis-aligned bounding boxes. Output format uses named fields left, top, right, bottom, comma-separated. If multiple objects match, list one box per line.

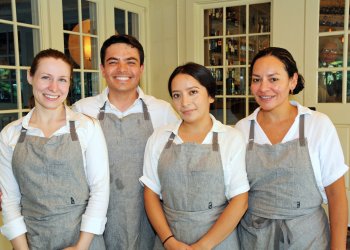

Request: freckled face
left=27, top=57, right=71, bottom=110
left=100, top=43, right=144, bottom=94
left=250, top=55, right=297, bottom=112
left=171, top=73, right=214, bottom=125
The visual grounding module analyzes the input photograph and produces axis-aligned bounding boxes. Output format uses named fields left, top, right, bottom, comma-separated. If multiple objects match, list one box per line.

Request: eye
left=270, top=77, right=278, bottom=82
left=58, top=78, right=68, bottom=83
left=41, top=75, right=50, bottom=80
left=189, top=89, right=198, bottom=95
left=172, top=93, right=180, bottom=99
left=108, top=60, right=117, bottom=65
left=251, top=78, right=260, bottom=83
left=127, top=60, right=137, bottom=65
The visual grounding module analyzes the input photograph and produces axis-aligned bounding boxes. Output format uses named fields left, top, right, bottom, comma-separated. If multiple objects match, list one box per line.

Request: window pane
left=319, top=0, right=345, bottom=32
left=250, top=35, right=270, bottom=63
left=65, top=33, right=81, bottom=69
left=248, top=97, right=259, bottom=115
left=318, top=71, right=342, bottom=103
left=84, top=72, right=99, bottom=97
left=249, top=3, right=270, bottom=33
left=319, top=36, right=343, bottom=67
left=68, top=72, right=82, bottom=105
left=227, top=98, right=245, bottom=125
left=16, top=0, right=39, bottom=25
left=0, top=24, right=15, bottom=66
left=128, top=11, right=139, bottom=39
left=0, top=113, right=18, bottom=130
left=82, top=0, right=97, bottom=35
left=83, top=36, right=98, bottom=70
left=115, top=8, right=125, bottom=34
left=18, top=27, right=40, bottom=66
left=226, top=6, right=245, bottom=35
left=20, top=70, right=32, bottom=109
left=0, top=1, right=12, bottom=21
left=210, top=98, right=223, bottom=123
left=63, top=0, right=79, bottom=31
left=0, top=69, right=17, bottom=109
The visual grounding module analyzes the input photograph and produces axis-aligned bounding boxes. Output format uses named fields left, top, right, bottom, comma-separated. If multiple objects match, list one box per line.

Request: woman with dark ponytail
left=236, top=47, right=348, bottom=250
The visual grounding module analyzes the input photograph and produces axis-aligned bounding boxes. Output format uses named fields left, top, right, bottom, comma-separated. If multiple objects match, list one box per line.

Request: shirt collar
left=102, top=86, right=145, bottom=110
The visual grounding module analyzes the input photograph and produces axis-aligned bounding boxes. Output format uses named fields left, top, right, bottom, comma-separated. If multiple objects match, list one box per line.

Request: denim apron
left=238, top=115, right=330, bottom=250
left=99, top=99, right=155, bottom=250
left=12, top=121, right=105, bottom=250
left=153, top=132, right=240, bottom=250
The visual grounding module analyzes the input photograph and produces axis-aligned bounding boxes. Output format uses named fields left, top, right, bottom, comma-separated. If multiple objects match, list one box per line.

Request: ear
left=289, top=73, right=298, bottom=91
left=100, top=64, right=106, bottom=78
left=27, top=70, right=33, bottom=86
left=209, top=96, right=215, bottom=104
left=140, top=64, right=144, bottom=74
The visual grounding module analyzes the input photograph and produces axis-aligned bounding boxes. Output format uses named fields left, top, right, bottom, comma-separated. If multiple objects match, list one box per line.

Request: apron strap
left=277, top=219, right=292, bottom=250
left=212, top=132, right=219, bottom=152
left=69, top=121, right=79, bottom=141
left=140, top=98, right=151, bottom=121
left=247, top=120, right=255, bottom=150
left=299, top=114, right=306, bottom=146
left=98, top=101, right=107, bottom=120
left=17, top=127, right=28, bottom=143
left=164, top=132, right=176, bottom=149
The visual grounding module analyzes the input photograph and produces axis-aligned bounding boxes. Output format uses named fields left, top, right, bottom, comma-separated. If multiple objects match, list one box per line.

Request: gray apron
left=238, top=115, right=330, bottom=250
left=153, top=132, right=240, bottom=250
left=12, top=121, right=105, bottom=250
left=99, top=99, right=155, bottom=250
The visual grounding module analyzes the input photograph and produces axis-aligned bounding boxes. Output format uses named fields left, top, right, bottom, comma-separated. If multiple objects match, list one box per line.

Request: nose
left=48, top=80, right=58, bottom=92
left=116, top=61, right=128, bottom=72
left=181, top=94, right=190, bottom=107
left=259, top=78, right=270, bottom=91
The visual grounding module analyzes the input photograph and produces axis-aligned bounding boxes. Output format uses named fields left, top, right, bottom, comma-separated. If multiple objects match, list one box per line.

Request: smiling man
left=73, top=34, right=179, bottom=250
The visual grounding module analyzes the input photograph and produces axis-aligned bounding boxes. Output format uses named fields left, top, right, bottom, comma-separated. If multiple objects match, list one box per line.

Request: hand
left=164, top=237, right=193, bottom=250
left=191, top=241, right=212, bottom=250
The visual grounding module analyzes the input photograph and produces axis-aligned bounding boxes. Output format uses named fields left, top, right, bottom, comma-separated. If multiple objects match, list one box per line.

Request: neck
left=179, top=115, right=213, bottom=143
left=108, top=88, right=139, bottom=112
left=259, top=102, right=296, bottom=123
left=31, top=104, right=66, bottom=124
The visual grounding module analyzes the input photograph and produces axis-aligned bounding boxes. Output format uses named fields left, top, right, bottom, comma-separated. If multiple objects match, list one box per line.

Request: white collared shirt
left=140, top=114, right=250, bottom=200
left=0, top=106, right=110, bottom=240
left=72, top=86, right=179, bottom=126
left=235, top=100, right=349, bottom=203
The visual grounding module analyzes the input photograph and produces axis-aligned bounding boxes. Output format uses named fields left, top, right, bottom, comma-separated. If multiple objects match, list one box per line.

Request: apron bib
left=12, top=121, right=105, bottom=250
left=153, top=132, right=240, bottom=250
left=238, top=115, right=330, bottom=250
left=99, top=99, right=155, bottom=250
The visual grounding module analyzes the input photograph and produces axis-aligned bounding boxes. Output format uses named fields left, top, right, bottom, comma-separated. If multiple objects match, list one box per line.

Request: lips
left=114, top=76, right=130, bottom=81
left=43, top=94, right=59, bottom=100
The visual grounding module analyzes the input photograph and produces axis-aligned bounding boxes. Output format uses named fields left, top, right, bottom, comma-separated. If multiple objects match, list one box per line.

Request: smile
left=43, top=94, right=59, bottom=99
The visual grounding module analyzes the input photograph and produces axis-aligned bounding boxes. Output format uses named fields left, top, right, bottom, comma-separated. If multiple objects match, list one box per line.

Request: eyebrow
left=171, top=86, right=200, bottom=92
left=252, top=72, right=280, bottom=77
left=106, top=56, right=139, bottom=62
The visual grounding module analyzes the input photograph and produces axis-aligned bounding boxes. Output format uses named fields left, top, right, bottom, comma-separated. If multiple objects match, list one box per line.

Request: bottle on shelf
left=226, top=69, right=235, bottom=94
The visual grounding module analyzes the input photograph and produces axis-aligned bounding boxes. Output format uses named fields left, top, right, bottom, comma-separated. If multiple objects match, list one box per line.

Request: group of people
left=0, top=33, right=348, bottom=250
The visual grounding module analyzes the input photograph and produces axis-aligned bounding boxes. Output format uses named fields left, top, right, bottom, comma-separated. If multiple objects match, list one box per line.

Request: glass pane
left=0, top=113, right=18, bottom=130
left=227, top=98, right=245, bottom=125
left=63, top=0, right=79, bottom=31
left=206, top=8, right=223, bottom=37
left=226, top=68, right=246, bottom=96
left=65, top=33, right=81, bottom=69
left=18, top=27, right=40, bottom=66
left=248, top=97, right=259, bottom=115
left=238, top=37, right=248, bottom=65
left=319, top=0, right=345, bottom=32
left=0, top=1, right=12, bottom=21
left=20, top=70, right=32, bottom=109
left=82, top=0, right=97, bottom=35
left=226, top=38, right=239, bottom=66
left=209, top=68, right=223, bottom=95
left=210, top=98, right=223, bottom=123
left=16, top=0, right=39, bottom=25
left=226, top=6, right=245, bottom=35
left=84, top=72, right=99, bottom=97
left=318, top=71, right=342, bottom=103
left=249, top=35, right=270, bottom=63
left=0, top=69, right=17, bottom=109
left=115, top=8, right=125, bottom=34
left=83, top=36, right=98, bottom=70
left=128, top=12, right=139, bottom=39
left=68, top=72, right=82, bottom=105
left=205, top=38, right=223, bottom=66
left=0, top=24, right=15, bottom=66
left=319, top=36, right=343, bottom=67
left=249, top=3, right=271, bottom=33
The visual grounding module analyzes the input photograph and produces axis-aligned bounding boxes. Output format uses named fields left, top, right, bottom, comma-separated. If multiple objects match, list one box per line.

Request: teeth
left=260, top=96, right=272, bottom=99
left=115, top=76, right=129, bottom=80
left=44, top=94, right=59, bottom=99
